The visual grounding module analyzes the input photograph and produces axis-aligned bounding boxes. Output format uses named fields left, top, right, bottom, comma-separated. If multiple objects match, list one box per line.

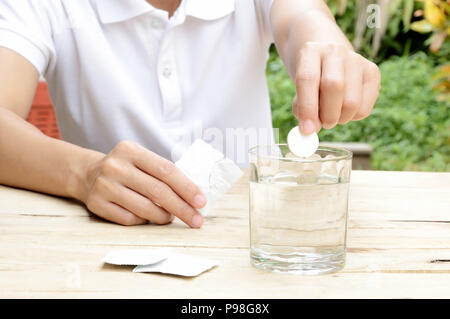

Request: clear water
left=249, top=172, right=349, bottom=275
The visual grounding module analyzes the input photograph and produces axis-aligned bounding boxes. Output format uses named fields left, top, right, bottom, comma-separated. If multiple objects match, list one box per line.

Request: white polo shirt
left=0, top=0, right=276, bottom=166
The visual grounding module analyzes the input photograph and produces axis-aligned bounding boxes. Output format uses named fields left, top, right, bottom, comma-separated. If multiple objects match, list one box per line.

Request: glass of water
left=248, top=144, right=352, bottom=275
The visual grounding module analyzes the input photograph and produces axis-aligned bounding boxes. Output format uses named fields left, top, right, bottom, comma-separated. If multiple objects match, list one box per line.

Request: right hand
left=78, top=141, right=206, bottom=227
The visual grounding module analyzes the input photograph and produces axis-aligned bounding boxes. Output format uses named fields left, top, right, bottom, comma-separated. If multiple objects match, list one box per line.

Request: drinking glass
left=248, top=144, right=352, bottom=275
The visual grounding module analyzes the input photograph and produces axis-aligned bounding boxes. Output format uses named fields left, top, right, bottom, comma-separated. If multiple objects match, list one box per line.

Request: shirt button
left=162, top=66, right=172, bottom=78
left=151, top=18, right=161, bottom=28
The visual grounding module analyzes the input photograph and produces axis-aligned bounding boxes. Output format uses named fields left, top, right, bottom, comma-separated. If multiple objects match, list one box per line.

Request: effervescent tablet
left=287, top=126, right=319, bottom=158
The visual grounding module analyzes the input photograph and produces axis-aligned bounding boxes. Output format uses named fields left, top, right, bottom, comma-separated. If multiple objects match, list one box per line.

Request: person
left=0, top=0, right=380, bottom=228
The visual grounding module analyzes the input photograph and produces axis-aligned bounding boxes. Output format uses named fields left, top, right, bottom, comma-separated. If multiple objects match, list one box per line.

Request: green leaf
left=403, top=0, right=415, bottom=31
left=410, top=20, right=434, bottom=33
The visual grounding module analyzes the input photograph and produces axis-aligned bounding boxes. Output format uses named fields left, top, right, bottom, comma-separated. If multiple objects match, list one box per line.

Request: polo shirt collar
left=95, top=0, right=153, bottom=24
left=184, top=0, right=235, bottom=21
left=95, top=0, right=235, bottom=24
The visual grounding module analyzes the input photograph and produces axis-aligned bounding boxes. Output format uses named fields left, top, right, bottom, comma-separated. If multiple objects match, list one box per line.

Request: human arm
left=270, top=0, right=381, bottom=134
left=0, top=47, right=205, bottom=228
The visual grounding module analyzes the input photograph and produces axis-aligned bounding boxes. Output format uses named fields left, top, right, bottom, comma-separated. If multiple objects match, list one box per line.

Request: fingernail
left=300, top=120, right=315, bottom=135
left=193, top=194, right=206, bottom=208
left=191, top=214, right=203, bottom=228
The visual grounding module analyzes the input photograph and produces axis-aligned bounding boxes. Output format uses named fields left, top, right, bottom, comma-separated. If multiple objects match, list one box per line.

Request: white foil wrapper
left=133, top=253, right=218, bottom=277
left=102, top=248, right=171, bottom=266
left=175, top=139, right=243, bottom=216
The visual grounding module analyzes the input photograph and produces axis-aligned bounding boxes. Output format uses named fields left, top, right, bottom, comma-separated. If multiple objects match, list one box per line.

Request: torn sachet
left=102, top=248, right=171, bottom=266
left=102, top=249, right=218, bottom=277
left=133, top=253, right=218, bottom=277
left=175, top=139, right=243, bottom=216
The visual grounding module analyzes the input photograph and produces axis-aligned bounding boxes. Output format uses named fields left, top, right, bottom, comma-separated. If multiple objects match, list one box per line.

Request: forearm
left=0, top=106, right=103, bottom=201
left=271, top=0, right=352, bottom=79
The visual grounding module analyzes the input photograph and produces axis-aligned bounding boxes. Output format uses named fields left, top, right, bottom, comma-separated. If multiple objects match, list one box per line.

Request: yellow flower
left=425, top=0, right=446, bottom=29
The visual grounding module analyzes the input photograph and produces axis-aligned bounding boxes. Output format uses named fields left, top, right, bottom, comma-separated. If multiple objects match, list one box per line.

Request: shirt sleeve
left=254, top=0, right=274, bottom=45
left=0, top=0, right=55, bottom=75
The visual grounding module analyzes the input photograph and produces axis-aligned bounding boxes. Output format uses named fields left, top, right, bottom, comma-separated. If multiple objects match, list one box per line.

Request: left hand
left=292, top=42, right=381, bottom=134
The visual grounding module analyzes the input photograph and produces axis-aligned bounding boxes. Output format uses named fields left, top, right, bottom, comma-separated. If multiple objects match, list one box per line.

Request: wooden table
left=1, top=170, right=449, bottom=298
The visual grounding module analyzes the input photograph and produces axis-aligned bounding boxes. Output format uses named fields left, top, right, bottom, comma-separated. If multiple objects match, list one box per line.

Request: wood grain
left=0, top=170, right=449, bottom=298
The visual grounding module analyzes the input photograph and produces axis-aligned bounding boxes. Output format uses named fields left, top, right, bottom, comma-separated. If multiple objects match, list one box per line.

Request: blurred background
left=268, top=0, right=449, bottom=171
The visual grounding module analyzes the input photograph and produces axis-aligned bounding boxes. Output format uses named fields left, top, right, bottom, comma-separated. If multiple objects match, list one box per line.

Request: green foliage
left=326, top=0, right=430, bottom=62
left=267, top=52, right=450, bottom=171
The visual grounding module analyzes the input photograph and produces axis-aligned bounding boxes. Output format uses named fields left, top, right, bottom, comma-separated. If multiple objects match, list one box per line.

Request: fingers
left=86, top=173, right=173, bottom=225
left=339, top=52, right=363, bottom=124
left=354, top=60, right=381, bottom=121
left=87, top=199, right=148, bottom=226
left=295, top=43, right=321, bottom=134
left=292, top=94, right=321, bottom=132
left=132, top=144, right=206, bottom=210
left=85, top=140, right=205, bottom=228
left=294, top=43, right=380, bottom=129
left=105, top=141, right=205, bottom=228
left=109, top=184, right=174, bottom=225
left=319, top=49, right=345, bottom=129
left=121, top=166, right=203, bottom=228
